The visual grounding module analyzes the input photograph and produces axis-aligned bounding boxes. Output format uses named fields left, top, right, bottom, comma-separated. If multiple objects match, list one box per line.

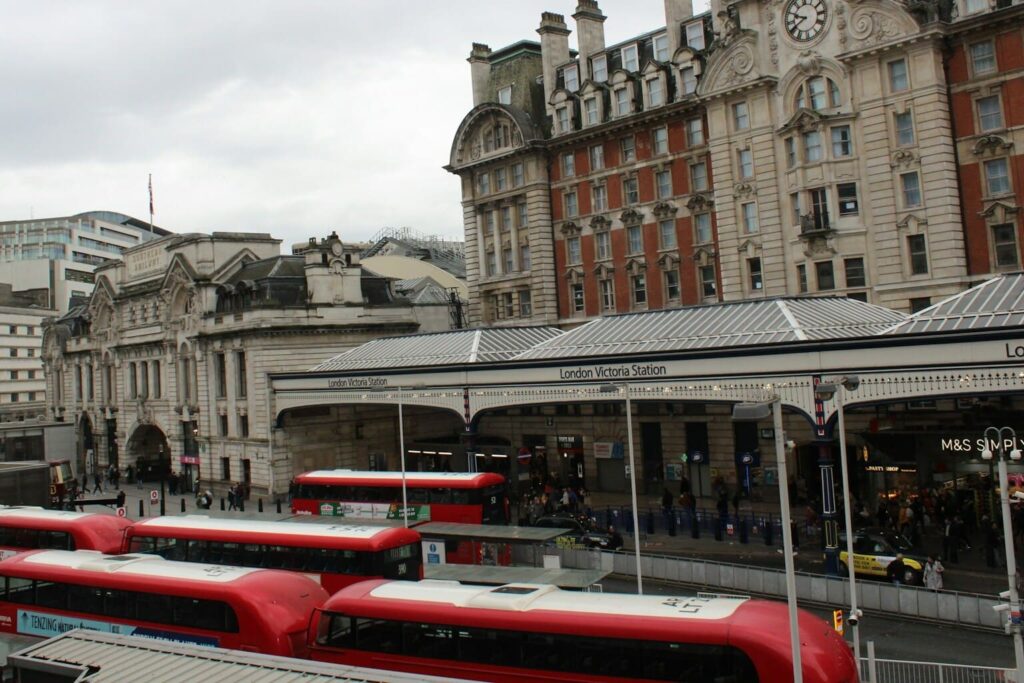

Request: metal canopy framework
left=272, top=274, right=1024, bottom=429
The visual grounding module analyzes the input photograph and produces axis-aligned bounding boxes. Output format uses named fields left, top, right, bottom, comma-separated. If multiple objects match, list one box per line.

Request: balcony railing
left=799, top=209, right=832, bottom=235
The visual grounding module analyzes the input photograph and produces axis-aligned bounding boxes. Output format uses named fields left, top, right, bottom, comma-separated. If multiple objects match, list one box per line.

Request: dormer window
left=648, top=78, right=664, bottom=107
left=483, top=123, right=511, bottom=152
left=556, top=107, right=570, bottom=133
left=584, top=97, right=599, bottom=126
left=685, top=21, right=705, bottom=51
left=794, top=77, right=840, bottom=111
left=614, top=88, right=630, bottom=116
left=621, top=44, right=639, bottom=72
left=592, top=55, right=608, bottom=82
left=653, top=33, right=670, bottom=62
left=563, top=64, right=580, bottom=93
left=681, top=67, right=697, bottom=95
left=497, top=86, right=512, bottom=104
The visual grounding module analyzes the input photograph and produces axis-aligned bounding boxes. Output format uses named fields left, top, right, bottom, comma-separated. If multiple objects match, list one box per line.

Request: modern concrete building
left=0, top=287, right=56, bottom=422
left=449, top=0, right=1020, bottom=326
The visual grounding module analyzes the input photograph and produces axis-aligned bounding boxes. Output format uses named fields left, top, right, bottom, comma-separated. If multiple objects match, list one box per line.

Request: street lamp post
left=397, top=387, right=409, bottom=528
left=816, top=376, right=862, bottom=679
left=734, top=398, right=802, bottom=683
left=981, top=426, right=1024, bottom=682
left=600, top=383, right=643, bottom=595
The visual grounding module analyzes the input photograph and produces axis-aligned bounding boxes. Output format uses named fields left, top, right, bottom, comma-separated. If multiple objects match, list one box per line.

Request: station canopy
left=884, top=273, right=1024, bottom=335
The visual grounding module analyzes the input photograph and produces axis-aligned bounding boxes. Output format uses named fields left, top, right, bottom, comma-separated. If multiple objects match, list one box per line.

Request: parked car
left=533, top=514, right=612, bottom=549
left=838, top=527, right=925, bottom=585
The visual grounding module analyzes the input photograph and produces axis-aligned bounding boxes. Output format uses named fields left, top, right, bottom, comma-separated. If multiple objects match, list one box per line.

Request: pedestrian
left=679, top=474, right=691, bottom=497
left=923, top=555, right=944, bottom=591
left=92, top=471, right=103, bottom=495
left=662, top=488, right=674, bottom=516
left=227, top=484, right=237, bottom=511
left=607, top=526, right=623, bottom=551
left=115, top=490, right=126, bottom=509
left=169, top=471, right=178, bottom=496
left=943, top=518, right=959, bottom=564
left=886, top=553, right=908, bottom=586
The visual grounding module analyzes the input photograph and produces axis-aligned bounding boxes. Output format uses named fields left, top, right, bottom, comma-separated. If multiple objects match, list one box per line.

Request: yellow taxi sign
left=833, top=609, right=844, bottom=635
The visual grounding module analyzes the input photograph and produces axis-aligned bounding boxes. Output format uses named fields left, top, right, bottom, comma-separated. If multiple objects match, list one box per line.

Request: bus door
left=480, top=485, right=506, bottom=525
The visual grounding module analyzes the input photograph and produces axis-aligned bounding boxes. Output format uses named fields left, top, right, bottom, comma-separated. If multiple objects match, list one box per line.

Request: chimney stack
left=664, top=0, right=694, bottom=58
left=468, top=43, right=492, bottom=106
left=573, top=1, right=606, bottom=82
left=537, top=12, right=571, bottom=110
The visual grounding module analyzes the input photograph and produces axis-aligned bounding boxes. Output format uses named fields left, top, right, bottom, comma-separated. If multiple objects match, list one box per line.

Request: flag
left=148, top=174, right=154, bottom=216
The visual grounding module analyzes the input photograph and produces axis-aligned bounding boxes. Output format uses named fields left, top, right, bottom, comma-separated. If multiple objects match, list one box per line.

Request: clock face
left=784, top=0, right=827, bottom=42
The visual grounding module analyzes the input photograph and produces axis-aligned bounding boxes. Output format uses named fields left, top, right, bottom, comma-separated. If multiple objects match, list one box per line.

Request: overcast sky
left=0, top=1, right=708, bottom=250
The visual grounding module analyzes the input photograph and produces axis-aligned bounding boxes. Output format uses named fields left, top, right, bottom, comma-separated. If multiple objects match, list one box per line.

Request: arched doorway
left=126, top=424, right=170, bottom=484
left=77, top=413, right=95, bottom=481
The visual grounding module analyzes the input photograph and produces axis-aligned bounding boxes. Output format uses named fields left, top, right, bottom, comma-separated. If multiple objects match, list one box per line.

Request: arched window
left=794, top=77, right=841, bottom=111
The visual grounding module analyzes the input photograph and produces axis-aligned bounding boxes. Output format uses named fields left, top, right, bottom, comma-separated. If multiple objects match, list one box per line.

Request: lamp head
left=814, top=382, right=837, bottom=402
left=1012, top=449, right=1022, bottom=461
left=732, top=402, right=772, bottom=421
left=982, top=449, right=994, bottom=461
left=842, top=376, right=860, bottom=392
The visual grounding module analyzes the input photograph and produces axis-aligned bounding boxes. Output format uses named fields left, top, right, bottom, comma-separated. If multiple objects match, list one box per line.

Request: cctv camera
left=785, top=440, right=796, bottom=450
left=1001, top=590, right=1012, bottom=600
left=994, top=603, right=1011, bottom=613
left=847, top=608, right=862, bottom=626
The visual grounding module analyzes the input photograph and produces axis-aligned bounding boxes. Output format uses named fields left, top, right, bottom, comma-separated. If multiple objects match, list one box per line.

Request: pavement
left=77, top=484, right=1012, bottom=596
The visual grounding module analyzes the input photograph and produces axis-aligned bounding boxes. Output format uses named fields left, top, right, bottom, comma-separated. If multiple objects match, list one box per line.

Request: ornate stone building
left=449, top=0, right=1019, bottom=326
left=41, top=231, right=443, bottom=497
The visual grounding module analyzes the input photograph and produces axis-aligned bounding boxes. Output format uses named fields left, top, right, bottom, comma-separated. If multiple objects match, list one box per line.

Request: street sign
left=116, top=507, right=127, bottom=518
left=833, top=609, right=844, bottom=635
left=149, top=490, right=159, bottom=503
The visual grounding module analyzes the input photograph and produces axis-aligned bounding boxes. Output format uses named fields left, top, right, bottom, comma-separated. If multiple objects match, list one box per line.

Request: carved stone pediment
left=657, top=251, right=681, bottom=270
left=593, top=263, right=614, bottom=278
left=738, top=239, right=762, bottom=258
left=973, top=134, right=1013, bottom=157
left=620, top=208, right=644, bottom=226
left=589, top=215, right=612, bottom=232
left=980, top=201, right=1020, bottom=222
left=652, top=201, right=678, bottom=218
left=687, top=193, right=714, bottom=212
left=779, top=108, right=825, bottom=134
left=896, top=213, right=928, bottom=232
left=560, top=221, right=582, bottom=236
left=693, top=247, right=716, bottom=266
left=564, top=267, right=584, bottom=283
left=625, top=258, right=647, bottom=275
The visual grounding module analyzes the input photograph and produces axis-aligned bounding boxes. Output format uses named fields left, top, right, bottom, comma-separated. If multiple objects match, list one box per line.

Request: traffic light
left=832, top=609, right=844, bottom=635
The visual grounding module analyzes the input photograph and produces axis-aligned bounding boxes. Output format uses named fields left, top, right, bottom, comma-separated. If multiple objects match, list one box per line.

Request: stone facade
left=41, top=231, right=443, bottom=497
left=450, top=0, right=1022, bottom=325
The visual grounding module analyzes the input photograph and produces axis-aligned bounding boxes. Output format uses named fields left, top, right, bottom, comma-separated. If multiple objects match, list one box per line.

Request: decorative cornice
left=686, top=193, right=715, bottom=212
left=972, top=134, right=1013, bottom=157
left=652, top=202, right=679, bottom=218
left=560, top=221, right=582, bottom=236
left=620, top=208, right=644, bottom=226
left=733, top=182, right=756, bottom=198
left=589, top=215, right=612, bottom=232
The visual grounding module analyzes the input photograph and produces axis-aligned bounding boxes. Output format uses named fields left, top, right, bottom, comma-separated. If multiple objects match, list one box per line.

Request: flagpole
left=148, top=174, right=154, bottom=234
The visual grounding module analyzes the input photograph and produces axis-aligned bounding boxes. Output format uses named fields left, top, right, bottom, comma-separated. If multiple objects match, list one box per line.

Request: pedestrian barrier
left=861, top=655, right=1011, bottom=683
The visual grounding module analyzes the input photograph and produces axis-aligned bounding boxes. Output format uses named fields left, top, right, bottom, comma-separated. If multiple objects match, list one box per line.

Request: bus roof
left=0, top=507, right=132, bottom=536
left=0, top=507, right=97, bottom=523
left=329, top=580, right=747, bottom=622
left=129, top=516, right=421, bottom=549
left=296, top=470, right=504, bottom=488
left=15, top=550, right=260, bottom=584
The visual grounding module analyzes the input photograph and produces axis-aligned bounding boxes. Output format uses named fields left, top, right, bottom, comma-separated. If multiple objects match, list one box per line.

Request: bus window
left=430, top=489, right=452, bottom=504
left=408, top=488, right=429, bottom=504
left=35, top=580, right=68, bottom=610
left=137, top=591, right=173, bottom=618
left=162, top=537, right=185, bottom=561
left=68, top=584, right=103, bottom=614
left=104, top=588, right=136, bottom=620
left=5, top=576, right=33, bottom=604
left=403, top=622, right=456, bottom=659
left=450, top=489, right=470, bottom=505
left=186, top=539, right=207, bottom=562
left=318, top=613, right=353, bottom=646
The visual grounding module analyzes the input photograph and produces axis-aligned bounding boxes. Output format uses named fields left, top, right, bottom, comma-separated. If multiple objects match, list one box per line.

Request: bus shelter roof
left=424, top=563, right=609, bottom=590
left=8, top=630, right=469, bottom=683
left=415, top=521, right=568, bottom=542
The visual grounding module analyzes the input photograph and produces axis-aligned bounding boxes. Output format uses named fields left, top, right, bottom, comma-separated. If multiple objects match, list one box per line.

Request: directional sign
left=150, top=490, right=159, bottom=503
left=116, top=507, right=127, bottom=518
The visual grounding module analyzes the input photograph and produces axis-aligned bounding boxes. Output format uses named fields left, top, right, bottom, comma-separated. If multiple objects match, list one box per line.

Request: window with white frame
left=571, top=283, right=585, bottom=312
left=901, top=172, right=922, bottom=207
left=620, top=136, right=636, bottom=162
left=687, top=118, right=704, bottom=146
left=741, top=202, right=758, bottom=233
left=497, top=86, right=512, bottom=104
left=785, top=137, right=797, bottom=168
left=681, top=67, right=697, bottom=95
left=565, top=190, right=578, bottom=217
left=838, top=183, right=859, bottom=215
left=653, top=126, right=669, bottom=154
left=621, top=44, right=638, bottom=71
left=816, top=260, right=835, bottom=290
left=888, top=59, right=909, bottom=92
left=556, top=107, right=570, bottom=133
left=791, top=192, right=801, bottom=225
left=844, top=257, right=866, bottom=288
left=803, top=130, right=822, bottom=162
left=517, top=202, right=528, bottom=227
left=600, top=278, right=615, bottom=310
left=895, top=111, right=915, bottom=146
left=654, top=33, right=670, bottom=62
left=513, top=163, right=524, bottom=187
left=965, top=0, right=988, bottom=13
left=831, top=126, right=852, bottom=157
left=584, top=97, right=599, bottom=125
left=563, top=64, right=579, bottom=92
left=477, top=172, right=490, bottom=195
left=648, top=78, right=664, bottom=107
left=690, top=161, right=708, bottom=191
left=627, top=225, right=643, bottom=253
left=632, top=273, right=647, bottom=304
left=592, top=54, right=608, bottom=82
left=970, top=41, right=996, bottom=75
left=733, top=101, right=749, bottom=130
left=738, top=149, right=753, bottom=178
left=797, top=264, right=808, bottom=293
left=985, top=158, right=1010, bottom=195
left=623, top=176, right=639, bottom=205
left=977, top=95, right=1004, bottom=132
left=993, top=223, right=1020, bottom=268
left=908, top=234, right=928, bottom=274
left=593, top=184, right=608, bottom=211
left=656, top=170, right=672, bottom=199
left=685, top=20, right=705, bottom=50
left=748, top=257, right=763, bottom=291
left=590, top=144, right=604, bottom=171
left=595, top=231, right=611, bottom=260
left=562, top=152, right=575, bottom=177
left=694, top=213, right=712, bottom=243
left=660, top=219, right=677, bottom=249
left=794, top=77, right=840, bottom=111
left=520, top=244, right=531, bottom=270
left=519, top=290, right=533, bottom=316
left=665, top=270, right=681, bottom=301
left=567, top=236, right=582, bottom=264
left=614, top=88, right=630, bottom=116
left=699, top=264, right=716, bottom=298
left=495, top=168, right=507, bottom=191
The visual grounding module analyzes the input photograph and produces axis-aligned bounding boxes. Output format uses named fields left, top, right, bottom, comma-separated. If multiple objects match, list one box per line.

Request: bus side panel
left=428, top=503, right=482, bottom=524
left=320, top=573, right=381, bottom=595
left=291, top=500, right=319, bottom=515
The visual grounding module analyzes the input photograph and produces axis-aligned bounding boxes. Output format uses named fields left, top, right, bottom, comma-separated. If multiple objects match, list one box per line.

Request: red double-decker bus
left=0, top=507, right=131, bottom=558
left=291, top=470, right=507, bottom=525
left=0, top=550, right=328, bottom=663
left=310, top=580, right=857, bottom=683
left=125, top=515, right=422, bottom=593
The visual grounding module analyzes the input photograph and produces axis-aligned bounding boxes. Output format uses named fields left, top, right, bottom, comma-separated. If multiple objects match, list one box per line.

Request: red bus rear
left=0, top=549, right=328, bottom=662
left=292, top=470, right=507, bottom=525
left=125, top=516, right=422, bottom=593
left=309, top=579, right=857, bottom=683
left=0, top=507, right=131, bottom=558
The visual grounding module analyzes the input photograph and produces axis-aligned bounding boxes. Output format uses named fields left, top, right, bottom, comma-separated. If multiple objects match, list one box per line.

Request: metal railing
left=862, top=654, right=1012, bottom=683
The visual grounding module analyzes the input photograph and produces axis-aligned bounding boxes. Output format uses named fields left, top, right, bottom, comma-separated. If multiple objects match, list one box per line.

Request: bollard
left=764, top=518, right=774, bottom=545
left=646, top=511, right=654, bottom=535
left=668, top=512, right=677, bottom=537
left=220, top=497, right=225, bottom=511
left=739, top=519, right=749, bottom=544
left=276, top=499, right=282, bottom=514
left=181, top=498, right=186, bottom=513
left=258, top=498, right=263, bottom=513
left=239, top=498, right=244, bottom=512
left=138, top=499, right=144, bottom=518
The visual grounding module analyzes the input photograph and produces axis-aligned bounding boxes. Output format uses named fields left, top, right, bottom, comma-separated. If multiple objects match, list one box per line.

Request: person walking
left=943, top=517, right=959, bottom=564
left=886, top=553, right=908, bottom=586
left=923, top=555, right=944, bottom=591
left=115, top=490, right=126, bottom=509
left=227, top=484, right=237, bottom=511
left=91, top=471, right=103, bottom=495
